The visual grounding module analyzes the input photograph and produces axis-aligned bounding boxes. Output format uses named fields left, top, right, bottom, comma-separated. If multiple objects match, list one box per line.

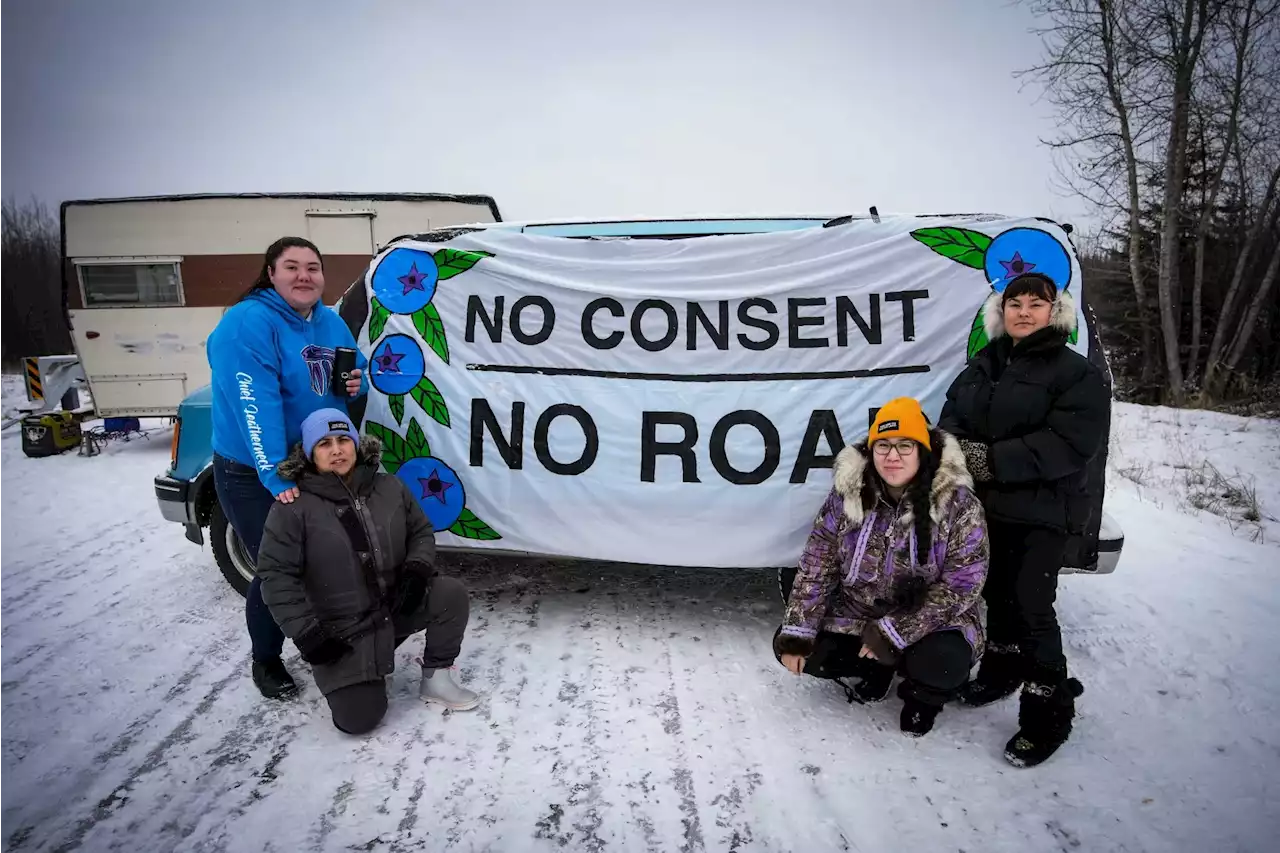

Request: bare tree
left=1, top=198, right=70, bottom=365
left=1025, top=0, right=1280, bottom=403
left=1218, top=222, right=1280, bottom=386
left=1201, top=7, right=1280, bottom=398
left=1203, top=159, right=1280, bottom=394
left=1021, top=0, right=1165, bottom=383
left=1187, top=0, right=1267, bottom=382
left=1147, top=0, right=1225, bottom=405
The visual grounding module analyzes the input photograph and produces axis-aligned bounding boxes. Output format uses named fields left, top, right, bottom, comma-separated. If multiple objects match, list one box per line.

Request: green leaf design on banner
left=389, top=393, right=405, bottom=425
left=405, top=417, right=431, bottom=457
left=910, top=227, right=993, bottom=270
left=365, top=420, right=409, bottom=474
left=369, top=297, right=391, bottom=342
left=410, top=376, right=450, bottom=428
left=967, top=303, right=990, bottom=359
left=413, top=303, right=450, bottom=364
left=434, top=248, right=494, bottom=281
left=1068, top=325, right=1079, bottom=345
left=448, top=507, right=502, bottom=540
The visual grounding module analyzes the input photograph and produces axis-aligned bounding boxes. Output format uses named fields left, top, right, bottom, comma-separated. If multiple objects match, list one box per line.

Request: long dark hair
left=856, top=427, right=944, bottom=565
left=233, top=236, right=325, bottom=304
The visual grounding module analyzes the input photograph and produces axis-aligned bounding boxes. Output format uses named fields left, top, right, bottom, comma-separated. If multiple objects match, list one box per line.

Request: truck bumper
left=155, top=474, right=202, bottom=544
left=1091, top=532, right=1124, bottom=575
left=155, top=474, right=189, bottom=522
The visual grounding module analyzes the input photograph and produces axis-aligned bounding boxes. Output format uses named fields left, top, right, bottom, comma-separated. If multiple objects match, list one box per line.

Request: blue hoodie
left=208, top=288, right=368, bottom=496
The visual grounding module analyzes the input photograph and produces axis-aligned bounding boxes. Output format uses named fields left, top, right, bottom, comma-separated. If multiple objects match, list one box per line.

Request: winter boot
left=1003, top=666, right=1084, bottom=768
left=900, top=698, right=941, bottom=738
left=842, top=661, right=895, bottom=705
left=252, top=657, right=298, bottom=700
left=420, top=666, right=481, bottom=711
left=959, top=643, right=1023, bottom=707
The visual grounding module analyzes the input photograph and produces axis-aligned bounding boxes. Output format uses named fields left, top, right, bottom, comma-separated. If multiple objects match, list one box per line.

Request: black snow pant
left=327, top=575, right=470, bottom=735
left=984, top=520, right=1068, bottom=670
left=775, top=629, right=973, bottom=707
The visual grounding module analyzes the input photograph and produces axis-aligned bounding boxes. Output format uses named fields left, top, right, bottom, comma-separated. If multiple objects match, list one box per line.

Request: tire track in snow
left=2, top=628, right=245, bottom=850
left=653, top=633, right=705, bottom=852
left=309, top=779, right=357, bottom=850
left=1, top=525, right=145, bottom=616
left=439, top=578, right=615, bottom=851
left=46, top=665, right=244, bottom=853
left=547, top=590, right=609, bottom=853
left=663, top=609, right=765, bottom=853
left=597, top=586, right=705, bottom=853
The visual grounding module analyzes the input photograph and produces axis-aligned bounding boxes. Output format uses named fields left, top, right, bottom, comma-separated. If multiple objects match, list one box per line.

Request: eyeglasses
left=872, top=440, right=918, bottom=458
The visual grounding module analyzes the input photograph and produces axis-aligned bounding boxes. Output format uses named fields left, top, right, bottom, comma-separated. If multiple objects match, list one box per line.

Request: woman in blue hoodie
left=207, top=236, right=369, bottom=699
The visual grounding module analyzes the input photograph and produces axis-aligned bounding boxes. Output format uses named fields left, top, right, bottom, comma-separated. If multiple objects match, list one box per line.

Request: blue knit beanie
left=301, top=408, right=359, bottom=459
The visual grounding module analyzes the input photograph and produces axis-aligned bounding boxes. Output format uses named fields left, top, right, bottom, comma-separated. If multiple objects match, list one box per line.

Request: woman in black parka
left=940, top=272, right=1108, bottom=768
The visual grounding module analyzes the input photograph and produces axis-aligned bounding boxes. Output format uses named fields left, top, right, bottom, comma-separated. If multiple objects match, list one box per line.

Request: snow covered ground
left=3, top=375, right=1279, bottom=852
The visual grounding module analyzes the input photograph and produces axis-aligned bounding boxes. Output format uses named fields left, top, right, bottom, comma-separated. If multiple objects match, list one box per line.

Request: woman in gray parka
left=257, top=408, right=481, bottom=734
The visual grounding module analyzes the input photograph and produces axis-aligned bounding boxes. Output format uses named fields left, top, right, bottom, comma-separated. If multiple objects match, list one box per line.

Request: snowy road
left=3, top=390, right=1279, bottom=852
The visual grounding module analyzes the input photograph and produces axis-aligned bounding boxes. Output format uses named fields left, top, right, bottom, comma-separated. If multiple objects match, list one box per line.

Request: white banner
left=350, top=216, right=1086, bottom=567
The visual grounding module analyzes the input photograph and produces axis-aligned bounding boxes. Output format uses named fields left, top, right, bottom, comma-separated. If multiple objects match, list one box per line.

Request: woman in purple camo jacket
left=774, top=397, right=989, bottom=737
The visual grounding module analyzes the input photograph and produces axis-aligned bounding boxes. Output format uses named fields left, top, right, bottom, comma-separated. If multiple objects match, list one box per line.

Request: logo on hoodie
left=300, top=345, right=336, bottom=396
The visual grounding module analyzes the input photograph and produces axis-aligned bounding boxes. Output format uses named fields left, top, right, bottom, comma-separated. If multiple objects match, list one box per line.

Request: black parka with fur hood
left=939, top=288, right=1110, bottom=533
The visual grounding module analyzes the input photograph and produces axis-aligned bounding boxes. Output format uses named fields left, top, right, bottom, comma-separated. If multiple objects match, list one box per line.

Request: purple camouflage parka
left=777, top=432, right=990, bottom=662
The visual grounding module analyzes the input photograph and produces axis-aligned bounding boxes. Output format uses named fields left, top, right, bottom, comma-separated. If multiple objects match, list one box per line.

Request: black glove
left=958, top=438, right=993, bottom=483
left=859, top=622, right=901, bottom=666
left=891, top=576, right=930, bottom=610
left=390, top=560, right=435, bottom=618
left=294, top=623, right=351, bottom=666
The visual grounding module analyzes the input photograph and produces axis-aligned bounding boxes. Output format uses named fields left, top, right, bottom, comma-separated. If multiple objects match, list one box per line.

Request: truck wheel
left=210, top=502, right=255, bottom=598
left=778, top=566, right=797, bottom=604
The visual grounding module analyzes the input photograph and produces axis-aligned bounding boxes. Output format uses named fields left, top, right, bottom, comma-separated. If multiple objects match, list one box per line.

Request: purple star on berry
left=419, top=468, right=454, bottom=504
left=398, top=262, right=429, bottom=296
left=374, top=342, right=405, bottom=373
left=999, top=252, right=1036, bottom=277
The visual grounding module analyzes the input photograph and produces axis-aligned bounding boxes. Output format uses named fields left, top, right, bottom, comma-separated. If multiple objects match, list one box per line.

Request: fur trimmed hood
left=277, top=434, right=383, bottom=482
left=982, top=287, right=1077, bottom=342
left=831, top=430, right=973, bottom=528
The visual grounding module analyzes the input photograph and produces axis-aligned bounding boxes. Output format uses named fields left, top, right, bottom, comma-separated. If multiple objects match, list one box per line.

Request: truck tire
left=210, top=502, right=255, bottom=598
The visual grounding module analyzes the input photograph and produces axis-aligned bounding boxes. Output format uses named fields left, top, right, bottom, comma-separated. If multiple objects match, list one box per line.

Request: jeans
left=212, top=453, right=286, bottom=663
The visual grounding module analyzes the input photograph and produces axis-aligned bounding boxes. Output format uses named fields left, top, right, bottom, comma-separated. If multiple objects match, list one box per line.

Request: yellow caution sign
left=24, top=357, right=43, bottom=402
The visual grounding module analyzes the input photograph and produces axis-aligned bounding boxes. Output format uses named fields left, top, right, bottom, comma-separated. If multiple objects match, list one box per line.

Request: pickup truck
left=154, top=215, right=1125, bottom=596
left=154, top=380, right=1125, bottom=598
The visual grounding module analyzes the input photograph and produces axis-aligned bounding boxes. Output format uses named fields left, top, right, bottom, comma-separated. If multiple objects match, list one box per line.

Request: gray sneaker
left=420, top=667, right=481, bottom=711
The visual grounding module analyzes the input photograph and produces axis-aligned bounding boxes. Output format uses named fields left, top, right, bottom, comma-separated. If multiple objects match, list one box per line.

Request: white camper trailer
left=62, top=192, right=502, bottom=418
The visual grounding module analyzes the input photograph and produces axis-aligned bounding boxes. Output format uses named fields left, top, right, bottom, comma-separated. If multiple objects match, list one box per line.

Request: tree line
left=1024, top=0, right=1280, bottom=405
left=1, top=198, right=71, bottom=368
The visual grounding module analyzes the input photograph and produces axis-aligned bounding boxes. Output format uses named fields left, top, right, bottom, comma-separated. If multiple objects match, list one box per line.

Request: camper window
left=78, top=261, right=183, bottom=307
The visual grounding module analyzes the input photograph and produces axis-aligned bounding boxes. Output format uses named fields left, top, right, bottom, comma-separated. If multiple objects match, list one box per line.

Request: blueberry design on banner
left=364, top=247, right=500, bottom=540
left=910, top=225, right=1076, bottom=358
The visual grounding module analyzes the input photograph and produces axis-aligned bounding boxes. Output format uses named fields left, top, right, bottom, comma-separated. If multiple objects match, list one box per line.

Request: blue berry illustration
left=371, top=248, right=439, bottom=314
left=983, top=228, right=1072, bottom=293
left=369, top=334, right=426, bottom=397
left=395, top=456, right=467, bottom=531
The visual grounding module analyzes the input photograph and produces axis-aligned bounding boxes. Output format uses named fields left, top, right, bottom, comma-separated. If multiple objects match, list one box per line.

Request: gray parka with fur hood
left=257, top=436, right=437, bottom=696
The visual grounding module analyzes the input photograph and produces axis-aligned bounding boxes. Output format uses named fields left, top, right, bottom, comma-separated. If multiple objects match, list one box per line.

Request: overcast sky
left=1, top=0, right=1091, bottom=229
